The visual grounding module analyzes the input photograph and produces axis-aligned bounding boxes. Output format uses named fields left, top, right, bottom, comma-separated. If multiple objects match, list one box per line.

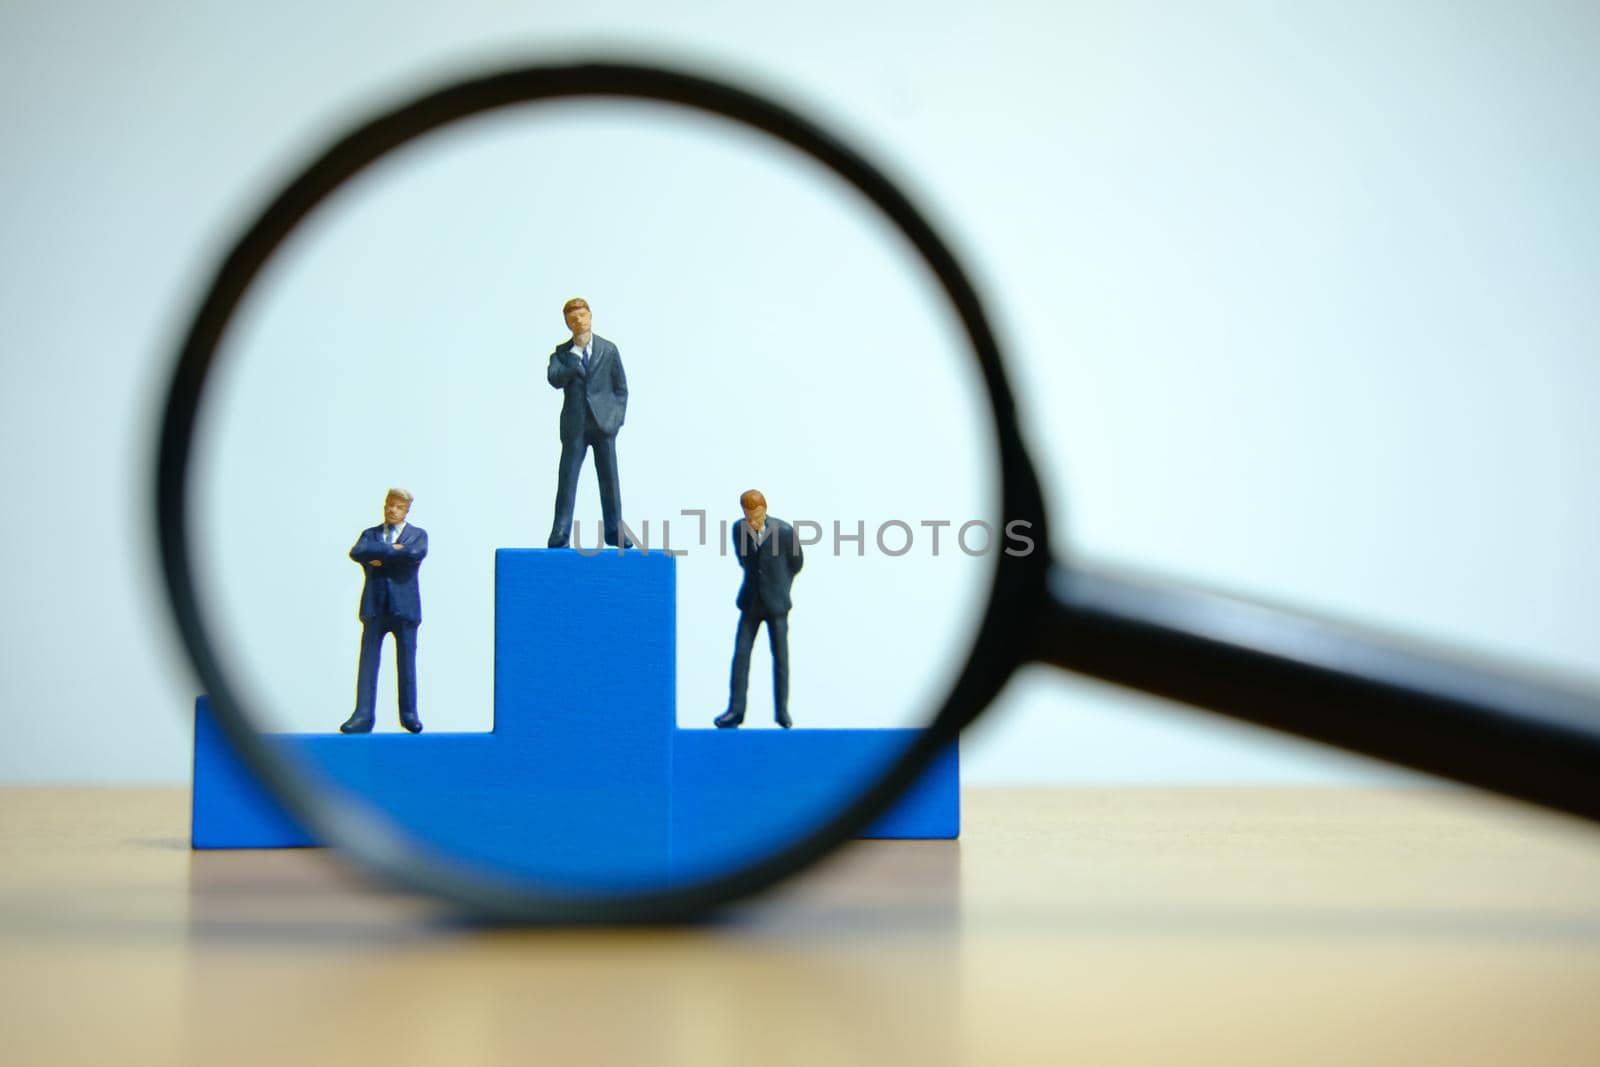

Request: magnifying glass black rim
left=156, top=59, right=1054, bottom=922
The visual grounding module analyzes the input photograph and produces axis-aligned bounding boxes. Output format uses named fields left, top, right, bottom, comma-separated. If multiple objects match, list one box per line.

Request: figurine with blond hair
left=341, top=487, right=427, bottom=734
left=715, top=489, right=804, bottom=730
left=545, top=297, right=630, bottom=548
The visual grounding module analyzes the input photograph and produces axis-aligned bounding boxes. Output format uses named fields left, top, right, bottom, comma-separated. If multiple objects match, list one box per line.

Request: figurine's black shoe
left=714, top=709, right=744, bottom=729
left=340, top=714, right=374, bottom=734
left=547, top=538, right=570, bottom=549
left=775, top=709, right=792, bottom=730
left=604, top=536, right=637, bottom=550
left=400, top=714, right=423, bottom=734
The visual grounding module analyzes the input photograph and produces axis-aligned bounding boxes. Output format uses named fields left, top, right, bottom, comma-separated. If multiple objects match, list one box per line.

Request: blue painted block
left=670, top=730, right=958, bottom=880
left=195, top=550, right=677, bottom=891
left=192, top=699, right=312, bottom=848
left=862, top=742, right=959, bottom=838
left=485, top=549, right=677, bottom=882
left=192, top=550, right=960, bottom=889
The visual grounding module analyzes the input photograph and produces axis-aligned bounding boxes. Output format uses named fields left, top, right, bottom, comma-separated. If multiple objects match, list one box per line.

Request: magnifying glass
left=157, top=61, right=1600, bottom=922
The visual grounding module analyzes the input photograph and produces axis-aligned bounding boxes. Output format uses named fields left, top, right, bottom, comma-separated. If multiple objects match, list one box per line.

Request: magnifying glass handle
left=1038, top=566, right=1600, bottom=824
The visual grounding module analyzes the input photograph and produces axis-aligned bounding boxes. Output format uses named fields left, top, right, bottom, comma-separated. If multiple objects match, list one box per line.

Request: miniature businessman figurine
left=546, top=297, right=631, bottom=548
left=340, top=488, right=428, bottom=734
left=715, top=490, right=804, bottom=729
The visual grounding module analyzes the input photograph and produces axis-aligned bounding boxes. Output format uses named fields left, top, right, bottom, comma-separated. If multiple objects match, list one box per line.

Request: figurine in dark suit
left=341, top=488, right=428, bottom=734
left=546, top=297, right=630, bottom=548
left=715, top=490, right=804, bottom=729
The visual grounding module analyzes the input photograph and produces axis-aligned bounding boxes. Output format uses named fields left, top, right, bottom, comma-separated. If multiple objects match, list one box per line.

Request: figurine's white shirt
left=748, top=522, right=771, bottom=547
left=384, top=522, right=407, bottom=544
left=568, top=340, right=592, bottom=362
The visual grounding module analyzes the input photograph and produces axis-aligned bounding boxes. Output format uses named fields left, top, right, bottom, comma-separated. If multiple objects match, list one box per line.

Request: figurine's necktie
left=581, top=347, right=592, bottom=375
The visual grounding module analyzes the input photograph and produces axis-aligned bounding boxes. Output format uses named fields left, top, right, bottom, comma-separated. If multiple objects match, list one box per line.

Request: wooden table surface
left=3, top=787, right=1600, bottom=1065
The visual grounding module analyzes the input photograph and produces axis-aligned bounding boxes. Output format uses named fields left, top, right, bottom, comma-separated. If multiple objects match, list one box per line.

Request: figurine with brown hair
left=545, top=297, right=631, bottom=548
left=715, top=489, right=804, bottom=730
left=341, top=488, right=427, bottom=734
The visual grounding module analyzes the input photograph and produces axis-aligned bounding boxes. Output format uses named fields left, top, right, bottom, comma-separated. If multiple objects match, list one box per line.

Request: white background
left=193, top=103, right=995, bottom=734
left=3, top=1, right=1597, bottom=784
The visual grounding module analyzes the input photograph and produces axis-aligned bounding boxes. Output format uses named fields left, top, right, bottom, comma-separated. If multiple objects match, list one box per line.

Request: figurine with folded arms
left=341, top=488, right=428, bottom=734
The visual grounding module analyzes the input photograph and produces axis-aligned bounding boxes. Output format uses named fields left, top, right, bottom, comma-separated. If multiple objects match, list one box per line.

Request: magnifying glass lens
left=189, top=99, right=1001, bottom=894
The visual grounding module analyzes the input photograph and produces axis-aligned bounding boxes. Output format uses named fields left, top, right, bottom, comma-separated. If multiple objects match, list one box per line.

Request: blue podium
left=193, top=550, right=958, bottom=888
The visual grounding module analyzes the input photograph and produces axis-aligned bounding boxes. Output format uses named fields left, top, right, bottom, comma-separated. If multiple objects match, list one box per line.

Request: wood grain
left=3, top=787, right=1599, bottom=1066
